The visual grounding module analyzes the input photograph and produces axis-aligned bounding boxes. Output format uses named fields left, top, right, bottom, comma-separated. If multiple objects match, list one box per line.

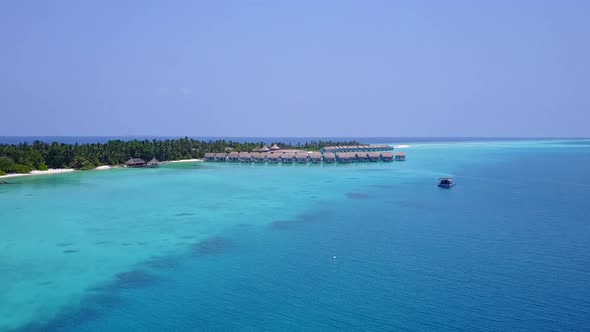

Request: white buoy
left=333, top=256, right=336, bottom=259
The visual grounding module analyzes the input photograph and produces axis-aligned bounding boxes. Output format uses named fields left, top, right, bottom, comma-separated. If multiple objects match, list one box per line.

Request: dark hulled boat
left=438, top=178, right=455, bottom=188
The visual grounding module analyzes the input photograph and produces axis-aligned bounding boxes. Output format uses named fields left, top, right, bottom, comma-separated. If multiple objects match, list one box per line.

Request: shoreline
left=0, top=168, right=75, bottom=180
left=166, top=158, right=203, bottom=163
left=0, top=159, right=203, bottom=180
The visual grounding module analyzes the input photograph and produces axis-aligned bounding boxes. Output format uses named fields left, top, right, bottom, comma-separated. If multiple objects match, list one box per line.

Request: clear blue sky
left=1, top=0, right=588, bottom=137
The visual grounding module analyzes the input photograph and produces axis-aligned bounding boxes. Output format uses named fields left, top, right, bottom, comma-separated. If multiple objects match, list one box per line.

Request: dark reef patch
left=14, top=292, right=126, bottom=332
left=179, top=235, right=195, bottom=239
left=56, top=242, right=74, bottom=247
left=175, top=212, right=195, bottom=217
left=62, top=249, right=79, bottom=254
left=14, top=306, right=103, bottom=332
left=94, top=240, right=111, bottom=245
left=111, top=269, right=160, bottom=289
left=269, top=220, right=298, bottom=230
left=346, top=192, right=371, bottom=200
left=146, top=255, right=182, bottom=270
left=191, top=236, right=235, bottom=255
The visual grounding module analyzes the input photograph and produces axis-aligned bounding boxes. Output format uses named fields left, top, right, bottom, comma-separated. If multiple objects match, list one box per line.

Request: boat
left=438, top=178, right=455, bottom=188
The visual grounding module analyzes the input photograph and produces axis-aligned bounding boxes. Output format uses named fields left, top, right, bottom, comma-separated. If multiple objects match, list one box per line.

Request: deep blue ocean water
left=1, top=139, right=590, bottom=331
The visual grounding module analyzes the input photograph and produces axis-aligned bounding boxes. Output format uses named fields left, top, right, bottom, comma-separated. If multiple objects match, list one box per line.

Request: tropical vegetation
left=0, top=138, right=360, bottom=173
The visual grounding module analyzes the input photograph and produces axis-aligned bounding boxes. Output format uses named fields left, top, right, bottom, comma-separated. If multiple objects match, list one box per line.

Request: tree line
left=0, top=138, right=360, bottom=174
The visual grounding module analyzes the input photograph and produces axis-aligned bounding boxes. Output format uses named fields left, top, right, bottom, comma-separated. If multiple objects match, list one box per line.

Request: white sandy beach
left=95, top=165, right=112, bottom=170
left=0, top=169, right=75, bottom=180
left=167, top=159, right=203, bottom=163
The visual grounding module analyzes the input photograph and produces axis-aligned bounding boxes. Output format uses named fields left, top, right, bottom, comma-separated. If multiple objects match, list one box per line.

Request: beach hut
left=381, top=152, right=393, bottom=162
left=295, top=153, right=309, bottom=164
left=367, top=152, right=381, bottom=162
left=147, top=158, right=160, bottom=168
left=126, top=158, right=146, bottom=168
left=213, top=153, right=227, bottom=162
left=259, top=145, right=270, bottom=152
left=395, top=152, right=406, bottom=161
left=309, top=152, right=322, bottom=163
left=323, top=152, right=336, bottom=163
left=270, top=144, right=281, bottom=151
left=203, top=153, right=215, bottom=161
left=227, top=152, right=239, bottom=162
left=238, top=152, right=252, bottom=163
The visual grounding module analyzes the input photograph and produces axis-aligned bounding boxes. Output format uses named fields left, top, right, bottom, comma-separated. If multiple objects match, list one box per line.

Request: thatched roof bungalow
left=321, top=144, right=392, bottom=153
left=381, top=152, right=393, bottom=162
left=395, top=152, right=406, bottom=161
left=281, top=153, right=295, bottom=164
left=213, top=153, right=227, bottom=162
left=295, top=153, right=309, bottom=163
left=227, top=152, right=240, bottom=162
left=367, top=152, right=381, bottom=162
left=126, top=158, right=146, bottom=167
left=336, top=152, right=356, bottom=163
left=355, top=152, right=369, bottom=162
left=323, top=152, right=336, bottom=163
left=309, top=152, right=322, bottom=163
left=270, top=144, right=281, bottom=150
left=254, top=145, right=270, bottom=152
left=238, top=152, right=252, bottom=163
left=147, top=158, right=160, bottom=168
left=251, top=152, right=266, bottom=163
left=267, top=154, right=281, bottom=163
left=203, top=153, right=215, bottom=161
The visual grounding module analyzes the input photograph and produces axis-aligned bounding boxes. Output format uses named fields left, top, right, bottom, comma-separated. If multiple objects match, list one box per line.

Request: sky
left=1, top=0, right=588, bottom=137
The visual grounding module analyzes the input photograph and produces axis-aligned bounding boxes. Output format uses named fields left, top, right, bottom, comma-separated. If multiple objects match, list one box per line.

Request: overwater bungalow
left=355, top=152, right=369, bottom=162
left=321, top=144, right=393, bottom=153
left=367, top=152, right=381, bottom=162
left=213, top=153, right=227, bottom=162
left=336, top=152, right=356, bottom=163
left=227, top=152, right=240, bottom=162
left=270, top=144, right=281, bottom=151
left=239, top=152, right=252, bottom=163
left=203, top=153, right=215, bottom=161
left=395, top=152, right=406, bottom=161
left=251, top=152, right=266, bottom=163
left=309, top=152, right=322, bottom=163
left=295, top=153, right=309, bottom=163
left=381, top=152, right=393, bottom=162
left=281, top=153, right=295, bottom=164
left=323, top=152, right=336, bottom=163
left=267, top=154, right=280, bottom=164
left=147, top=158, right=160, bottom=168
left=126, top=158, right=146, bottom=168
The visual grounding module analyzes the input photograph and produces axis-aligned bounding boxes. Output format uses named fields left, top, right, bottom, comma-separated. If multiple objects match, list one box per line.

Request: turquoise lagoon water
left=1, top=140, right=590, bottom=331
